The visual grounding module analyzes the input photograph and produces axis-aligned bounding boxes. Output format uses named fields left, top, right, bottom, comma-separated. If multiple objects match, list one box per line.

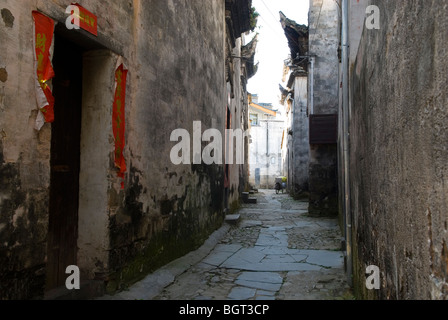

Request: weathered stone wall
left=292, top=76, right=309, bottom=197
left=308, top=0, right=339, bottom=216
left=107, top=0, right=228, bottom=293
left=350, top=0, right=448, bottom=299
left=309, top=0, right=340, bottom=115
left=348, top=0, right=369, bottom=65
left=226, top=37, right=249, bottom=212
left=0, top=0, right=73, bottom=300
left=282, top=74, right=309, bottom=199
left=0, top=0, right=251, bottom=299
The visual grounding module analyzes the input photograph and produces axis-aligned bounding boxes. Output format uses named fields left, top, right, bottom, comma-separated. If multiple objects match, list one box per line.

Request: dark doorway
left=224, top=107, right=231, bottom=209
left=46, top=35, right=83, bottom=291
left=255, top=168, right=261, bottom=187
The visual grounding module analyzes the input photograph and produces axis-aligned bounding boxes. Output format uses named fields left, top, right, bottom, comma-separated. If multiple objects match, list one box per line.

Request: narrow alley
left=102, top=190, right=352, bottom=301
left=1, top=0, right=447, bottom=303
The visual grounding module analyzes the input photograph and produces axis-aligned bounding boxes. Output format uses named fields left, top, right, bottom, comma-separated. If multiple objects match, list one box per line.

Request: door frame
left=44, top=20, right=121, bottom=294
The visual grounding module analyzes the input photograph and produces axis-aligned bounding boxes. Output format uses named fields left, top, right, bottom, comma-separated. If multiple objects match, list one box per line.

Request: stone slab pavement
left=99, top=190, right=354, bottom=301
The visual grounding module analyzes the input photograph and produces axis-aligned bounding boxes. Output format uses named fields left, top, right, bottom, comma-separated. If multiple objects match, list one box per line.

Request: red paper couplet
left=32, top=11, right=55, bottom=124
left=113, top=64, right=128, bottom=189
left=70, top=3, right=98, bottom=36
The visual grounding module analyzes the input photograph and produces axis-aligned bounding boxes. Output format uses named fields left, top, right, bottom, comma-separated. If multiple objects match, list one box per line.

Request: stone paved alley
left=101, top=190, right=353, bottom=301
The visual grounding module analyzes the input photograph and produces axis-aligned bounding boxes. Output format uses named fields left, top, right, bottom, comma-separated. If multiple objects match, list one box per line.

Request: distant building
left=248, top=96, right=284, bottom=189
left=280, top=66, right=309, bottom=199
left=280, top=7, right=339, bottom=213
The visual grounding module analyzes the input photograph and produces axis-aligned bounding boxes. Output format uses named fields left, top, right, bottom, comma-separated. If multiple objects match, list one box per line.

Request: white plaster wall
left=249, top=112, right=284, bottom=188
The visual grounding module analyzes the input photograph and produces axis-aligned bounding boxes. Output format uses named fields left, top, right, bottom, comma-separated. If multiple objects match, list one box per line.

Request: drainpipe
left=266, top=118, right=269, bottom=157
left=342, top=0, right=353, bottom=287
left=309, top=57, right=315, bottom=115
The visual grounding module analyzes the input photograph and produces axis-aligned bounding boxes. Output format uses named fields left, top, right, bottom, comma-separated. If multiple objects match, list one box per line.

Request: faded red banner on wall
left=32, top=11, right=55, bottom=127
left=113, top=64, right=128, bottom=189
left=70, top=3, right=98, bottom=36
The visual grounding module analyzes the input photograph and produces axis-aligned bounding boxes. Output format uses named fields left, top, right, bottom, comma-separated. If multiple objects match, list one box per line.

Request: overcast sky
left=247, top=0, right=309, bottom=106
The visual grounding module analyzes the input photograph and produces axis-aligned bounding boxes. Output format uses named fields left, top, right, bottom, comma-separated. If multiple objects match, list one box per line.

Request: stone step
left=242, top=192, right=258, bottom=204
left=246, top=198, right=257, bottom=204
left=225, top=214, right=241, bottom=224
